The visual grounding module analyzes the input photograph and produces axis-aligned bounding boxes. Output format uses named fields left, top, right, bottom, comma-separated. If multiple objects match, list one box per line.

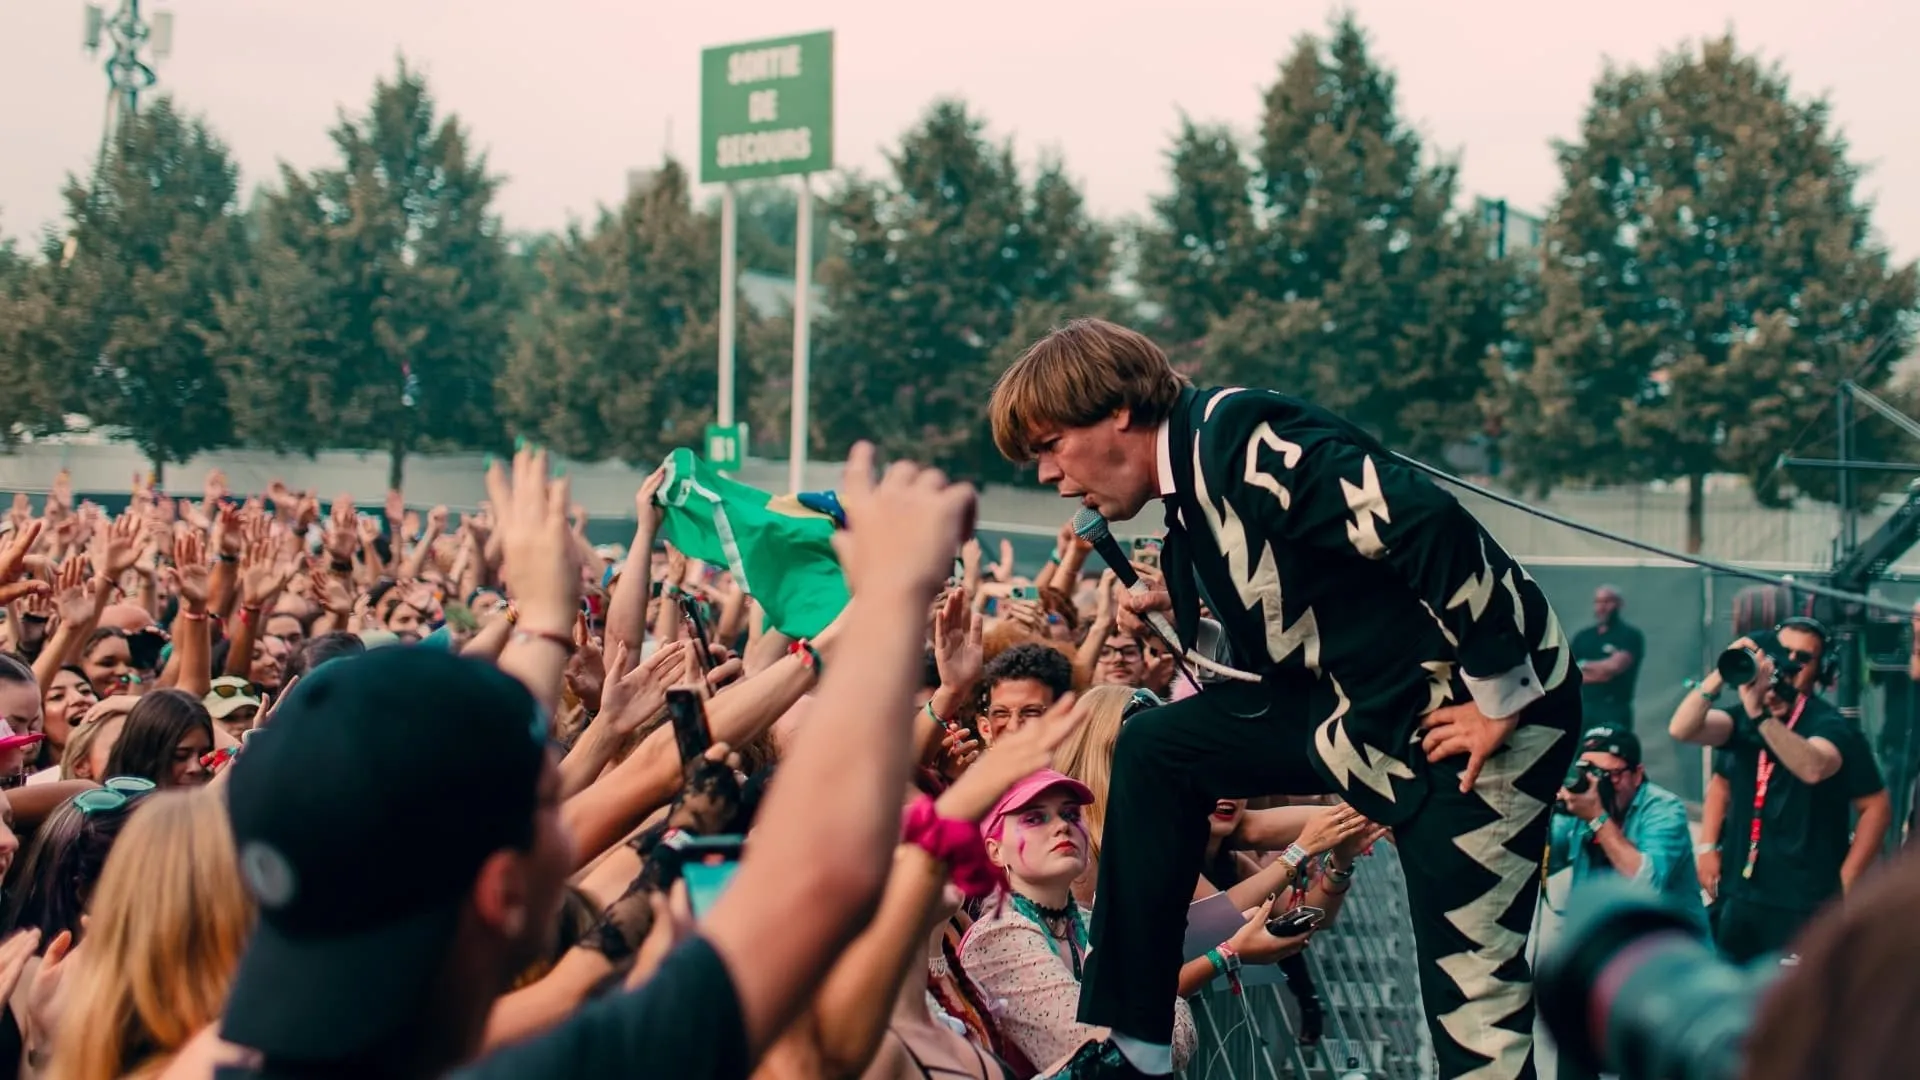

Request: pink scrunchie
left=902, top=795, right=1002, bottom=898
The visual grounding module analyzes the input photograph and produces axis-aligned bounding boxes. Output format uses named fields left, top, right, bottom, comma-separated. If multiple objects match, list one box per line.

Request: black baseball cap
left=1578, top=726, right=1642, bottom=768
left=221, top=647, right=548, bottom=1062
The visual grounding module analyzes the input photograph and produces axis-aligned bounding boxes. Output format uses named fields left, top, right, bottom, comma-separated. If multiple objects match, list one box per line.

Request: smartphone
left=1009, top=585, right=1038, bottom=603
left=983, top=596, right=1000, bottom=617
left=1131, top=536, right=1163, bottom=571
left=665, top=687, right=712, bottom=766
left=675, top=835, right=746, bottom=917
left=1266, top=905, right=1327, bottom=938
left=678, top=594, right=714, bottom=671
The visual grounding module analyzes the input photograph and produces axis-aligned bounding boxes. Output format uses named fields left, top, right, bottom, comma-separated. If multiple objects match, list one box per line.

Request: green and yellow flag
left=654, top=449, right=849, bottom=639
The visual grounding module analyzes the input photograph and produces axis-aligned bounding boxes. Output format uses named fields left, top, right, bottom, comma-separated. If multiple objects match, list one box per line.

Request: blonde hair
left=989, top=317, right=1189, bottom=462
left=62, top=697, right=135, bottom=781
left=1053, top=684, right=1132, bottom=865
left=43, top=789, right=254, bottom=1080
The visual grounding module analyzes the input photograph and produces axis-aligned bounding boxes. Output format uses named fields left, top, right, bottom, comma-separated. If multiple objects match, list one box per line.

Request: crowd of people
left=0, top=432, right=1392, bottom=1080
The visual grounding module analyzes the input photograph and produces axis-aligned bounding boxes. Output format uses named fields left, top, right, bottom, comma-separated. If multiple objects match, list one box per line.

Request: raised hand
left=934, top=692, right=1081, bottom=823
left=307, top=560, right=353, bottom=617
left=93, top=511, right=143, bottom=579
left=932, top=586, right=984, bottom=692
left=240, top=538, right=296, bottom=610
left=324, top=498, right=357, bottom=562
left=635, top=465, right=669, bottom=533
left=385, top=489, right=406, bottom=529
left=484, top=445, right=581, bottom=634
left=168, top=532, right=211, bottom=610
left=426, top=505, right=449, bottom=535
left=52, top=558, right=98, bottom=626
left=6, top=493, right=30, bottom=531
left=0, top=520, right=49, bottom=607
left=203, top=468, right=230, bottom=508
left=831, top=442, right=978, bottom=600
left=601, top=639, right=689, bottom=738
left=212, top=503, right=243, bottom=560
left=357, top=515, right=382, bottom=546
left=1292, top=803, right=1377, bottom=858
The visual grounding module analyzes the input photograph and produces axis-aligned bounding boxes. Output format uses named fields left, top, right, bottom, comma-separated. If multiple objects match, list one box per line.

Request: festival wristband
left=901, top=796, right=997, bottom=898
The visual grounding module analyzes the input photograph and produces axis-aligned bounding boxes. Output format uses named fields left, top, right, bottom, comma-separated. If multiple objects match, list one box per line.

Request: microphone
left=1072, top=507, right=1183, bottom=651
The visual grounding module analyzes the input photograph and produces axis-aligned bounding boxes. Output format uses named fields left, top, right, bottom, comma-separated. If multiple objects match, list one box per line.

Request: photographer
left=1667, top=619, right=1889, bottom=963
left=1548, top=727, right=1703, bottom=937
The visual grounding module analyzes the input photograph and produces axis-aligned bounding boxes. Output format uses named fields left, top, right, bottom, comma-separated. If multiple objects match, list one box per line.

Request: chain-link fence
left=1183, top=844, right=1431, bottom=1080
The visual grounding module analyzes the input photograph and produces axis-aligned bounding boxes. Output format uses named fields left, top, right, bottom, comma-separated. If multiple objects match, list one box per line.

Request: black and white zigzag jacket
left=1157, top=385, right=1577, bottom=824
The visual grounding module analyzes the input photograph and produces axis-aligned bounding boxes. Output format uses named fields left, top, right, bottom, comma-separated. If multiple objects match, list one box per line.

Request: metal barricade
left=1182, top=844, right=1433, bottom=1079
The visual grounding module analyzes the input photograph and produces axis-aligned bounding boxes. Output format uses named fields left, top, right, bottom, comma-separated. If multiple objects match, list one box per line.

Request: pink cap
left=981, top=769, right=1095, bottom=841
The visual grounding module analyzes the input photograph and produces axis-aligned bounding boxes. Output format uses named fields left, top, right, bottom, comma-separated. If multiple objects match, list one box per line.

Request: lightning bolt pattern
left=1202, top=387, right=1246, bottom=421
left=1499, top=570, right=1526, bottom=638
left=1242, top=422, right=1304, bottom=510
left=1420, top=659, right=1457, bottom=716
left=1431, top=723, right=1564, bottom=1080
left=1340, top=454, right=1392, bottom=559
left=1313, top=676, right=1414, bottom=801
left=1194, top=434, right=1321, bottom=670
left=1446, top=533, right=1496, bottom=622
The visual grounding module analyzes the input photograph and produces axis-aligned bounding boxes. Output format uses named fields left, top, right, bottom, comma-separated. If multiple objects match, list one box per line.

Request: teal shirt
left=1549, top=780, right=1707, bottom=932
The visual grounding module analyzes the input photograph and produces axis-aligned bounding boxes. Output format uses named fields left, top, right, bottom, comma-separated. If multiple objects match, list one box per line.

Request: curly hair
left=980, top=642, right=1075, bottom=702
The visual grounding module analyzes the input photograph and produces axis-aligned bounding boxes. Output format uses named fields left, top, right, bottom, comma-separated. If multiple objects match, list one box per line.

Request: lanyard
left=1742, top=694, right=1808, bottom=880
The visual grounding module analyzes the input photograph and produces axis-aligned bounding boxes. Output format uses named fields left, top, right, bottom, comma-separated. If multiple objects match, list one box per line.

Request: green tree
left=52, top=99, right=247, bottom=477
left=502, top=160, right=775, bottom=466
left=1499, top=35, right=1919, bottom=551
left=224, top=61, right=512, bottom=486
left=809, top=100, right=1115, bottom=479
left=1185, top=13, right=1512, bottom=461
left=1134, top=119, right=1261, bottom=348
left=706, top=182, right=829, bottom=276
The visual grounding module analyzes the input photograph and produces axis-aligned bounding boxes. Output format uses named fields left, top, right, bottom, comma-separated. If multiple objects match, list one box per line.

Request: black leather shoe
left=1051, top=1038, right=1148, bottom=1079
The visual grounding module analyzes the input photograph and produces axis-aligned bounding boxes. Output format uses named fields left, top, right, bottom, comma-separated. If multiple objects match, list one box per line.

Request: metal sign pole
left=789, top=172, right=812, bottom=495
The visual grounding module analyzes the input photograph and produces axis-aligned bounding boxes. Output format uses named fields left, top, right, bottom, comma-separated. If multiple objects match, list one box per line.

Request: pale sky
left=2, top=0, right=1914, bottom=264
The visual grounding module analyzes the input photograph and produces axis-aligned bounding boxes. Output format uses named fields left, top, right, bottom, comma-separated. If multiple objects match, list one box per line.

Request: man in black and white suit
left=988, top=319, right=1581, bottom=1080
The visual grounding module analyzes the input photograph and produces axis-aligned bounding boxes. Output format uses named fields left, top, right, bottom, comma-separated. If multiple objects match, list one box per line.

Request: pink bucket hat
left=981, top=769, right=1095, bottom=841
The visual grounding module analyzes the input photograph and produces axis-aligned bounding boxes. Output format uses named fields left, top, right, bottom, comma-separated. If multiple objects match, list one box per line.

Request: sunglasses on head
left=73, top=775, right=157, bottom=815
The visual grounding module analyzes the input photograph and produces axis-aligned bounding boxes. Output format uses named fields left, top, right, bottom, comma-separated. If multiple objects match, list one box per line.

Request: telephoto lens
left=1716, top=646, right=1758, bottom=686
left=1538, top=880, right=1767, bottom=1080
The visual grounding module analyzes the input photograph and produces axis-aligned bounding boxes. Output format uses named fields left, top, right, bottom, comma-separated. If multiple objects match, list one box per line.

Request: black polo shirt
left=1714, top=694, right=1884, bottom=911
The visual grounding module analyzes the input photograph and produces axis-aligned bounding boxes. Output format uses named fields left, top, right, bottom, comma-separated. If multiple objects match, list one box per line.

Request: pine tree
left=1500, top=35, right=1920, bottom=550
left=55, top=98, right=247, bottom=477
left=1155, top=14, right=1512, bottom=461
left=1134, top=119, right=1261, bottom=349
left=501, top=160, right=772, bottom=466
left=229, top=61, right=512, bottom=486
left=809, top=100, right=1116, bottom=479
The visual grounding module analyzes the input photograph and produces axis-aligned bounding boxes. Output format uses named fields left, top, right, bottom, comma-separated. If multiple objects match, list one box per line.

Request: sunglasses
left=207, top=682, right=260, bottom=701
left=73, top=775, right=157, bottom=815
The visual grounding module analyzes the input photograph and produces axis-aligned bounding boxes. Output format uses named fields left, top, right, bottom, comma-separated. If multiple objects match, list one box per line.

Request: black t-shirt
left=215, top=936, right=747, bottom=1080
left=1571, top=620, right=1644, bottom=714
left=1714, top=695, right=1884, bottom=910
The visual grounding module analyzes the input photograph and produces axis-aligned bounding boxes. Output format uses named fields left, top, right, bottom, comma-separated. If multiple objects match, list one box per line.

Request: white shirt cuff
left=1463, top=661, right=1545, bottom=720
left=1629, top=852, right=1653, bottom=884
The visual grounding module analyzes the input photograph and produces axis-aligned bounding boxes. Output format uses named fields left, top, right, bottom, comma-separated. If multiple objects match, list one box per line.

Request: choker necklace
left=1014, top=892, right=1075, bottom=921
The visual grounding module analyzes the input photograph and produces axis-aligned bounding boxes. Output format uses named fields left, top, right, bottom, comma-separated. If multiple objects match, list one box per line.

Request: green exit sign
left=705, top=423, right=748, bottom=471
left=700, top=30, right=834, bottom=184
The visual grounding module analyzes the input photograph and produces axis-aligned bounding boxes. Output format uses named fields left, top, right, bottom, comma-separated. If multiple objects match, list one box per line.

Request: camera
left=1537, top=880, right=1769, bottom=1080
left=1714, top=630, right=1803, bottom=694
left=1556, top=762, right=1614, bottom=815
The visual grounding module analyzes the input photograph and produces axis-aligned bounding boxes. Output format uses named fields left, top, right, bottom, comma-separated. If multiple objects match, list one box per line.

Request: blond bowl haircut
left=989, top=318, right=1190, bottom=463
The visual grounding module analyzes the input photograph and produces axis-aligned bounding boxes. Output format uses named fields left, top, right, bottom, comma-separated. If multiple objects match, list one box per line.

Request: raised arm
left=698, top=443, right=977, bottom=1060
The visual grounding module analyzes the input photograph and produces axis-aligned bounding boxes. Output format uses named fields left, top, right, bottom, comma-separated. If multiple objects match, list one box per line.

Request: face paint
left=999, top=793, right=1089, bottom=886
